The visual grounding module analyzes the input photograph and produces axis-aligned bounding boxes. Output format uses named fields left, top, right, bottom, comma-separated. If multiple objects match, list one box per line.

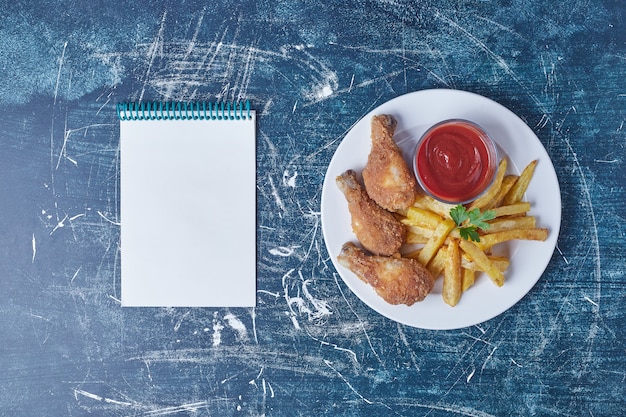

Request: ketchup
left=414, top=120, right=497, bottom=204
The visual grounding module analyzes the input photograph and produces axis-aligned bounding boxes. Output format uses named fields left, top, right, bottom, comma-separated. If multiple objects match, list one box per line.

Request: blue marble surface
left=0, top=1, right=624, bottom=415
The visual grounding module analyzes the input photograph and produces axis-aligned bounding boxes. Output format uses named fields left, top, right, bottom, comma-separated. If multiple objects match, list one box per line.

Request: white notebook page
left=120, top=111, right=256, bottom=307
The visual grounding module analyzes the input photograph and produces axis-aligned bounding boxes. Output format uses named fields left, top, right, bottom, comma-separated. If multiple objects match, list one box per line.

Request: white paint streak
left=480, top=345, right=498, bottom=375
left=56, top=118, right=70, bottom=170
left=556, top=244, right=569, bottom=264
left=212, top=312, right=224, bottom=347
left=257, top=290, right=280, bottom=298
left=97, top=211, right=121, bottom=226
left=301, top=279, right=332, bottom=320
left=305, top=327, right=358, bottom=364
left=173, top=311, right=190, bottom=332
left=269, top=246, right=298, bottom=257
left=108, top=294, right=121, bottom=304
left=267, top=175, right=285, bottom=216
left=53, top=41, right=68, bottom=107
left=224, top=313, right=248, bottom=341
left=50, top=214, right=68, bottom=235
left=462, top=332, right=496, bottom=347
left=286, top=311, right=301, bottom=330
left=139, top=12, right=166, bottom=102
left=282, top=269, right=333, bottom=331
left=74, top=389, right=134, bottom=406
left=69, top=213, right=85, bottom=221
left=324, top=360, right=375, bottom=405
left=583, top=296, right=599, bottom=307
left=282, top=169, right=298, bottom=188
left=474, top=324, right=486, bottom=334
left=330, top=69, right=407, bottom=97
left=397, top=324, right=420, bottom=372
left=466, top=367, right=475, bottom=382
left=332, top=271, right=382, bottom=363
left=143, top=401, right=211, bottom=416
left=184, top=11, right=205, bottom=61
left=31, top=234, right=36, bottom=263
left=251, top=307, right=258, bottom=345
left=144, top=360, right=153, bottom=382
left=70, top=267, right=81, bottom=284
left=56, top=123, right=113, bottom=169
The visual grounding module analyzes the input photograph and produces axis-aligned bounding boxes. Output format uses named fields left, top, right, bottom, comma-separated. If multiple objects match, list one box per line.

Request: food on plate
left=483, top=175, right=517, bottom=209
left=491, top=202, right=531, bottom=217
left=414, top=119, right=497, bottom=204
left=443, top=238, right=462, bottom=306
left=461, top=268, right=476, bottom=293
left=458, top=239, right=505, bottom=287
left=336, top=113, right=550, bottom=308
left=401, top=159, right=549, bottom=304
left=362, top=114, right=417, bottom=212
left=337, top=242, right=434, bottom=306
left=412, top=192, right=457, bottom=218
left=476, top=228, right=549, bottom=251
left=483, top=216, right=536, bottom=233
left=502, top=159, right=537, bottom=205
left=468, top=158, right=507, bottom=210
left=402, top=206, right=443, bottom=229
left=449, top=204, right=496, bottom=242
left=336, top=169, right=406, bottom=256
left=416, top=218, right=456, bottom=266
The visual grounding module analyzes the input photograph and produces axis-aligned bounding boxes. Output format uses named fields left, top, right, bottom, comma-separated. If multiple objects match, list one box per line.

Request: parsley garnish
left=449, top=205, right=496, bottom=242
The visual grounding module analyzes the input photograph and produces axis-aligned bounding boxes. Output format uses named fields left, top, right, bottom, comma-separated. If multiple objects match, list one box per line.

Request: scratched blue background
left=0, top=1, right=624, bottom=415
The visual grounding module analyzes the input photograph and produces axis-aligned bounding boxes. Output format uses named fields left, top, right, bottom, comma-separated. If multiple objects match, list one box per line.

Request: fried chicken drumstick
left=336, top=169, right=405, bottom=256
left=362, top=114, right=417, bottom=212
left=337, top=242, right=434, bottom=306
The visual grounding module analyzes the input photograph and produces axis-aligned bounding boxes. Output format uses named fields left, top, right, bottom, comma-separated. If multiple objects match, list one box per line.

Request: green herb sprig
left=449, top=205, right=496, bottom=242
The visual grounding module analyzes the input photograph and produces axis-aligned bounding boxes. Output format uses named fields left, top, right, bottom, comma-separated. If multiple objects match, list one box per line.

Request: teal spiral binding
left=116, top=100, right=252, bottom=121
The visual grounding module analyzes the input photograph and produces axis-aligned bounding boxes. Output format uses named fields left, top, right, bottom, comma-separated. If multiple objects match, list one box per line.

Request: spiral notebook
left=117, top=101, right=256, bottom=307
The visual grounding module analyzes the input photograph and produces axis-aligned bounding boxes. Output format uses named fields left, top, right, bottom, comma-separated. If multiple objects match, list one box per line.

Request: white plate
left=321, top=89, right=561, bottom=330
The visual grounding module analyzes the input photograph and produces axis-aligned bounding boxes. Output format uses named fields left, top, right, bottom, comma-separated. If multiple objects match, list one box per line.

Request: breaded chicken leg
left=362, top=114, right=417, bottom=212
left=336, top=169, right=405, bottom=256
left=337, top=242, right=434, bottom=305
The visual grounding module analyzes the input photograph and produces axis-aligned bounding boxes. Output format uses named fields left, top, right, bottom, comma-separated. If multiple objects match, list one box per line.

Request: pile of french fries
left=398, top=158, right=549, bottom=307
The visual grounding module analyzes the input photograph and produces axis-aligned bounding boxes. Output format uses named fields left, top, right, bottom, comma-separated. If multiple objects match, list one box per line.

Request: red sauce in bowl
left=414, top=120, right=497, bottom=204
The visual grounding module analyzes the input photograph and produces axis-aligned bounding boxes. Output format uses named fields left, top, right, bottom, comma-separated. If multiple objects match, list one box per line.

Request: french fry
left=459, top=240, right=505, bottom=287
left=477, top=228, right=549, bottom=251
left=413, top=193, right=457, bottom=218
left=417, top=218, right=456, bottom=266
left=485, top=216, right=536, bottom=233
left=393, top=156, right=548, bottom=307
left=462, top=255, right=510, bottom=273
left=402, top=206, right=444, bottom=229
left=491, top=202, right=531, bottom=218
left=427, top=246, right=448, bottom=278
left=405, top=225, right=434, bottom=244
left=443, top=238, right=462, bottom=306
left=461, top=268, right=476, bottom=292
left=408, top=247, right=510, bottom=281
left=468, top=158, right=507, bottom=210
left=502, top=160, right=537, bottom=205
left=417, top=225, right=461, bottom=248
left=484, top=175, right=517, bottom=210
